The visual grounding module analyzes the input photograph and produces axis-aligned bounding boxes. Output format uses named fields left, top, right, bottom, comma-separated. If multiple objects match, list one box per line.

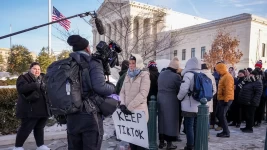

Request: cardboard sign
left=112, top=109, right=149, bottom=148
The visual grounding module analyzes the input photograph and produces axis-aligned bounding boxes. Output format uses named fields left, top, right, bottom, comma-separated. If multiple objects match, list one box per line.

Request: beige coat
left=120, top=71, right=151, bottom=121
left=201, top=69, right=217, bottom=113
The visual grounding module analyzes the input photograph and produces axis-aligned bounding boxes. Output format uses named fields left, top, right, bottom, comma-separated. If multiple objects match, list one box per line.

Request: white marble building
left=167, top=13, right=267, bottom=69
left=91, top=0, right=267, bottom=69
left=91, top=0, right=208, bottom=60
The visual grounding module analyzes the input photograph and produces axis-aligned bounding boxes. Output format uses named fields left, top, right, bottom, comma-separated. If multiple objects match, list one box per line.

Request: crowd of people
left=116, top=56, right=266, bottom=150
left=12, top=34, right=267, bottom=150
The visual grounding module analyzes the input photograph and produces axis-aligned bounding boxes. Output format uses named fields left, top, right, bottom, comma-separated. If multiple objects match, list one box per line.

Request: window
left=182, top=49, right=186, bottom=60
left=262, top=43, right=266, bottom=57
left=174, top=50, right=177, bottom=57
left=191, top=48, right=195, bottom=58
left=201, top=46, right=206, bottom=59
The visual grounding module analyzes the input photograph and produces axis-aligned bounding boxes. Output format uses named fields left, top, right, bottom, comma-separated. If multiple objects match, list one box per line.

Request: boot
left=158, top=141, right=166, bottom=149
left=166, top=142, right=177, bottom=150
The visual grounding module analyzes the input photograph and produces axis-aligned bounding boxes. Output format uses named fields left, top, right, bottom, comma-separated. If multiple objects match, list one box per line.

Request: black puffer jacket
left=16, top=73, right=51, bottom=118
left=238, top=80, right=263, bottom=107
left=147, top=67, right=159, bottom=102
left=71, top=52, right=115, bottom=97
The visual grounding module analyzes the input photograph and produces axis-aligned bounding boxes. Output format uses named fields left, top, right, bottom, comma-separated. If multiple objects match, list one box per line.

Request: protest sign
left=112, top=109, right=149, bottom=148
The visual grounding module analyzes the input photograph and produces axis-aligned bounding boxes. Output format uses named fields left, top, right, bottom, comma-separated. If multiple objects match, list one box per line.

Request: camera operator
left=66, top=35, right=115, bottom=150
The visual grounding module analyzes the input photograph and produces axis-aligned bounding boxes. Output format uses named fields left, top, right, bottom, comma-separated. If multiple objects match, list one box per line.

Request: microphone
left=94, top=12, right=105, bottom=35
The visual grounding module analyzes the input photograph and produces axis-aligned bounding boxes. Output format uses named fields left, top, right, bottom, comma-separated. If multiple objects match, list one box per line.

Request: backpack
left=189, top=72, right=213, bottom=102
left=45, top=54, right=90, bottom=117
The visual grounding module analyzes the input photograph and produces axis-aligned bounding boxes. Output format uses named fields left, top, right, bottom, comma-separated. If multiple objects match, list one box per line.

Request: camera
left=93, top=40, right=122, bottom=76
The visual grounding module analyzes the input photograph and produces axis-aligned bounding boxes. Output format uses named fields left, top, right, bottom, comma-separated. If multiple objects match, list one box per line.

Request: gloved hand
left=224, top=101, right=228, bottom=106
left=35, top=82, right=41, bottom=89
left=40, top=82, right=46, bottom=91
left=120, top=105, right=133, bottom=115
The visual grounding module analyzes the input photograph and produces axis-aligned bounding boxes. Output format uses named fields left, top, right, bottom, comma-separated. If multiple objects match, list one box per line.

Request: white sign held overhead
left=112, top=109, right=149, bottom=149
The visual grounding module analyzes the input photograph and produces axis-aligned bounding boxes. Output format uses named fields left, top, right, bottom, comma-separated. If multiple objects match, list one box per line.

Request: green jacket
left=116, top=70, right=128, bottom=94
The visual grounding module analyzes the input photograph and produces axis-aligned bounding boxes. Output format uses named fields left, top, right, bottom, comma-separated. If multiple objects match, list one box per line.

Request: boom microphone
left=95, top=17, right=105, bottom=35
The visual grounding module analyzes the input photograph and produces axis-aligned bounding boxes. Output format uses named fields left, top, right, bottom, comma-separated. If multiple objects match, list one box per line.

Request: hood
left=181, top=57, right=201, bottom=76
left=131, top=53, right=144, bottom=70
left=215, top=63, right=228, bottom=75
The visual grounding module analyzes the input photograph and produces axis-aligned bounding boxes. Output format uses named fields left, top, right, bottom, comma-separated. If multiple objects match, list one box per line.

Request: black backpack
left=45, top=53, right=90, bottom=117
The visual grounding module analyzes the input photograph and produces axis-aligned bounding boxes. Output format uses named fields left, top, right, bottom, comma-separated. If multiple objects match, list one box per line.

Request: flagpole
left=48, top=0, right=52, bottom=55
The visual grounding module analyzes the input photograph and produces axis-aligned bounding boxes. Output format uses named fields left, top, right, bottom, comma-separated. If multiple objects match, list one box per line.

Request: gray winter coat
left=178, top=57, right=201, bottom=113
left=157, top=68, right=182, bottom=137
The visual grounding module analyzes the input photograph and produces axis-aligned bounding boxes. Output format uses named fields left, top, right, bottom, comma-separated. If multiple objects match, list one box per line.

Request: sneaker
left=13, top=147, right=24, bottom=150
left=36, top=145, right=50, bottom=150
left=215, top=126, right=222, bottom=131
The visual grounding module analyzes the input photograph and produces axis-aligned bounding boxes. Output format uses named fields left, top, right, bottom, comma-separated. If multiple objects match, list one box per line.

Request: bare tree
left=52, top=24, right=92, bottom=48
left=93, top=0, right=184, bottom=62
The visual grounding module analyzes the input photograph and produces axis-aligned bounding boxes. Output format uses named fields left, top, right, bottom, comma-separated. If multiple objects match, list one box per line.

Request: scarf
left=127, top=69, right=141, bottom=78
left=238, top=76, right=256, bottom=89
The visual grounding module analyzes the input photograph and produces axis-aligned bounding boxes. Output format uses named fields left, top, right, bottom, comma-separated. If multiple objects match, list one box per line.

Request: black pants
left=67, top=113, right=103, bottom=150
left=216, top=100, right=232, bottom=135
left=243, top=105, right=256, bottom=130
left=130, top=143, right=148, bottom=150
left=255, top=97, right=265, bottom=124
left=178, top=100, right=183, bottom=133
left=15, top=117, right=48, bottom=147
left=231, top=101, right=242, bottom=125
left=210, top=94, right=218, bottom=126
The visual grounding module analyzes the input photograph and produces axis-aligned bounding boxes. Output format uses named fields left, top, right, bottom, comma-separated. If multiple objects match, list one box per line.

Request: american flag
left=52, top=6, right=71, bottom=31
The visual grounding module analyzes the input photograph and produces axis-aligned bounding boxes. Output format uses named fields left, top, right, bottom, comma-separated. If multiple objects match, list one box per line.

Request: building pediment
left=97, top=0, right=129, bottom=17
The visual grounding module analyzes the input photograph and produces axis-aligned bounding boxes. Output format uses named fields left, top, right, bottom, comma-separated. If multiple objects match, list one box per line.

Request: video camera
left=93, top=40, right=122, bottom=76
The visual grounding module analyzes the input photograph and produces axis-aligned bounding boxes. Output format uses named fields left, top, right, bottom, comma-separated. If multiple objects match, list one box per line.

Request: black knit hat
left=201, top=64, right=208, bottom=70
left=67, top=35, right=89, bottom=51
left=247, top=68, right=253, bottom=73
left=238, top=70, right=245, bottom=76
left=129, top=55, right=136, bottom=61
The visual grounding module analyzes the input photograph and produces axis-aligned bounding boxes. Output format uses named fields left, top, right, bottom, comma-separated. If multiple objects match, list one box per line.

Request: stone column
left=93, top=29, right=97, bottom=49
left=138, top=18, right=144, bottom=53
left=121, top=19, right=126, bottom=58
left=128, top=16, right=135, bottom=54
left=110, top=23, right=115, bottom=41
left=115, top=20, right=121, bottom=45
left=106, top=24, right=111, bottom=42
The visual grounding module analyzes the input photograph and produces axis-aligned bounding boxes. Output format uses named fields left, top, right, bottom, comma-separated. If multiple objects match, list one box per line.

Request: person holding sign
left=119, top=53, right=151, bottom=150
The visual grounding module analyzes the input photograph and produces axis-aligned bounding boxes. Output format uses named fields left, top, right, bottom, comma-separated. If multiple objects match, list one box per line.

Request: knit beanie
left=147, top=61, right=157, bottom=69
left=67, top=35, right=89, bottom=51
left=201, top=64, right=208, bottom=70
left=255, top=60, right=262, bottom=69
left=247, top=68, right=253, bottom=74
left=121, top=60, right=129, bottom=71
left=168, top=57, right=180, bottom=70
left=238, top=70, right=246, bottom=76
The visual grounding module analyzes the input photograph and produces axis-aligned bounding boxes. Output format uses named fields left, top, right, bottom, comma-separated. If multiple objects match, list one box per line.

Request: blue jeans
left=184, top=117, right=197, bottom=146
